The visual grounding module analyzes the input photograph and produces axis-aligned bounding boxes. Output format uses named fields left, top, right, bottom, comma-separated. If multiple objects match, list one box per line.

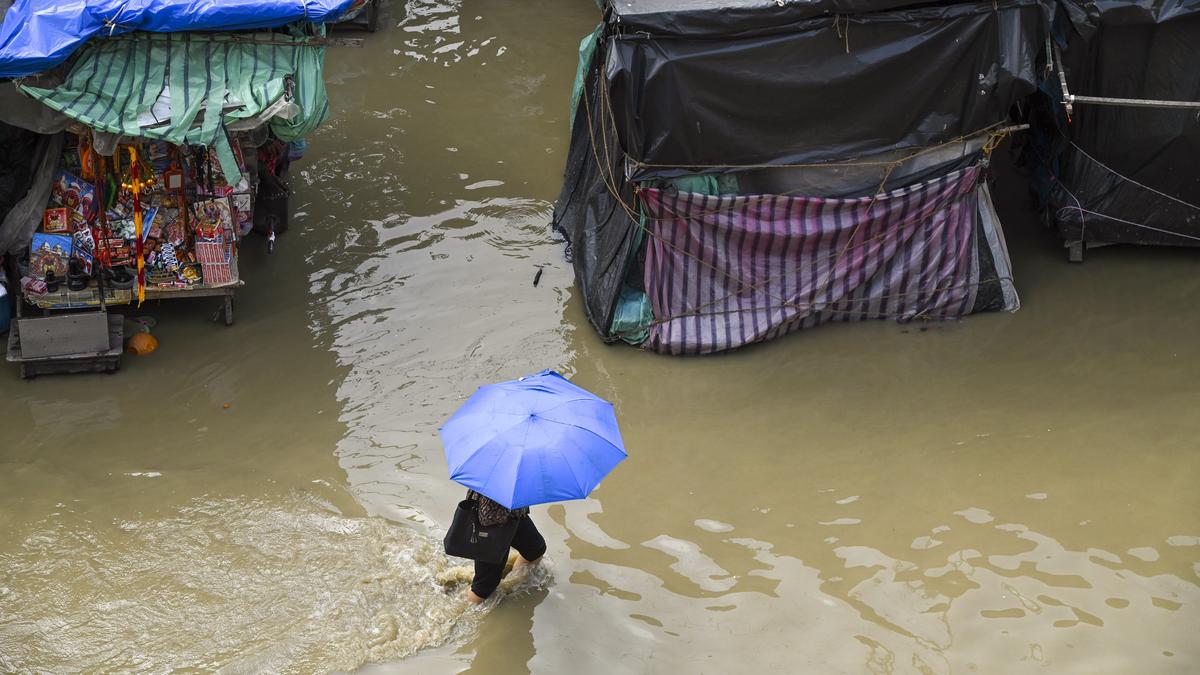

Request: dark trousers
left=471, top=516, right=546, bottom=599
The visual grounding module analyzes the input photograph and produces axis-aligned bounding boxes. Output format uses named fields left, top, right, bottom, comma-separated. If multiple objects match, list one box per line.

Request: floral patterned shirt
left=467, top=490, right=528, bottom=527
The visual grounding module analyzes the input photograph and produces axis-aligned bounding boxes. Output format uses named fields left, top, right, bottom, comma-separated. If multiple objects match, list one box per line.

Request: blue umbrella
left=439, top=369, right=627, bottom=509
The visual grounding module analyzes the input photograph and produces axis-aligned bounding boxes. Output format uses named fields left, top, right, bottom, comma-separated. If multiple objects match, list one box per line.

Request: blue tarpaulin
left=0, top=0, right=356, bottom=78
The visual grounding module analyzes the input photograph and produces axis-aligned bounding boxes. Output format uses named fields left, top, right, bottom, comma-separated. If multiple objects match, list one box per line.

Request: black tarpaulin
left=552, top=41, right=640, bottom=340
left=0, top=122, right=37, bottom=219
left=0, top=121, right=59, bottom=255
left=611, top=0, right=944, bottom=36
left=1038, top=0, right=1200, bottom=248
left=606, top=0, right=1046, bottom=179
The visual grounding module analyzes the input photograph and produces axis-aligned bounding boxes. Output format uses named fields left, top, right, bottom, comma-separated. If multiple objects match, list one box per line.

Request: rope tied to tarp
left=103, top=0, right=133, bottom=36
left=1067, top=140, right=1200, bottom=214
left=1038, top=136, right=1200, bottom=245
left=624, top=120, right=1016, bottom=175
left=633, top=165, right=995, bottom=327
left=579, top=68, right=1016, bottom=334
left=601, top=35, right=1021, bottom=225
left=833, top=15, right=850, bottom=54
left=1050, top=173, right=1200, bottom=244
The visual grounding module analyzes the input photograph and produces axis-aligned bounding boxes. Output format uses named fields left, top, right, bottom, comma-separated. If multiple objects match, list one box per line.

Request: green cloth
left=669, top=174, right=740, bottom=195
left=18, top=28, right=331, bottom=184
left=605, top=174, right=739, bottom=344
left=611, top=284, right=651, bottom=345
left=569, top=25, right=602, bottom=130
left=608, top=203, right=651, bottom=345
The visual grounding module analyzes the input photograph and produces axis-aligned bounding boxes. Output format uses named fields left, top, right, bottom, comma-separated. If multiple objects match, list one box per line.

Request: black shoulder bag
left=444, top=499, right=520, bottom=564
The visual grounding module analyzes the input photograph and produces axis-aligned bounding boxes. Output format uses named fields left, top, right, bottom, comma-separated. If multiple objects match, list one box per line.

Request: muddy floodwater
left=2, top=1, right=1199, bottom=673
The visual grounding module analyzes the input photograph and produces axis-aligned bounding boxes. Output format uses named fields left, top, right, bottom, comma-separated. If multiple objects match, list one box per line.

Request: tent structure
left=554, top=0, right=1040, bottom=355
left=0, top=0, right=348, bottom=331
left=1029, top=0, right=1200, bottom=261
left=15, top=30, right=331, bottom=185
left=0, top=0, right=341, bottom=258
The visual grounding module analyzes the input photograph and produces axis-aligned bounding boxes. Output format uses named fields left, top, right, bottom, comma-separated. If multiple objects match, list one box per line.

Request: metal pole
left=1052, top=42, right=1073, bottom=118
left=1053, top=40, right=1200, bottom=112
left=91, top=144, right=108, bottom=312
left=1068, top=94, right=1200, bottom=110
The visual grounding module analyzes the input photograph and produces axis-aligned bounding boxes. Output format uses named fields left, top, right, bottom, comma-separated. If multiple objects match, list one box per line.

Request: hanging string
left=103, top=0, right=132, bottom=36
left=649, top=276, right=1015, bottom=327
left=593, top=52, right=1014, bottom=226
left=624, top=122, right=1011, bottom=173
left=1051, top=173, right=1200, bottom=243
left=834, top=14, right=851, bottom=54
left=1035, top=135, right=1200, bottom=245
left=638, top=183, right=1010, bottom=328
left=1067, top=140, right=1200, bottom=213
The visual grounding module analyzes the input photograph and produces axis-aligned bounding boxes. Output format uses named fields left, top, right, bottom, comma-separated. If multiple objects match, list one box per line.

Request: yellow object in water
left=126, top=332, right=158, bottom=356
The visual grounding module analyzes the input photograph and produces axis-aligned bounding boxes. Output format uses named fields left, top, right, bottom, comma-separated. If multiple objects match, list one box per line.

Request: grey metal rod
left=1069, top=94, right=1200, bottom=110
left=1052, top=42, right=1073, bottom=117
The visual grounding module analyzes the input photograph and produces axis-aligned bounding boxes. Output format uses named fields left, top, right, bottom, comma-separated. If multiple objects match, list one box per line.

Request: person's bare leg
left=502, top=550, right=519, bottom=576
left=467, top=589, right=485, bottom=604
left=512, top=554, right=541, bottom=574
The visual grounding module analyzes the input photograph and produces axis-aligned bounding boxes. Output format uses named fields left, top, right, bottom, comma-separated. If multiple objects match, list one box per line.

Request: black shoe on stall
left=67, top=259, right=89, bottom=291
left=106, top=266, right=135, bottom=290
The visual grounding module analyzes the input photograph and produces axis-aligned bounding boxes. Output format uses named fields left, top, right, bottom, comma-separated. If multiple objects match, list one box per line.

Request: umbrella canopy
left=440, top=369, right=627, bottom=509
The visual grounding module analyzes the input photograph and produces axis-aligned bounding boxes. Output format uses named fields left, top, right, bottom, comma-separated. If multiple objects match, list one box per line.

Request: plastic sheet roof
left=0, top=0, right=355, bottom=78
left=17, top=30, right=331, bottom=183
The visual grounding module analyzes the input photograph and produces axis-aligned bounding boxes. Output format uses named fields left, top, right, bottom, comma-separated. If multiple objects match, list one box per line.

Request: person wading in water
left=439, top=370, right=627, bottom=604
left=465, top=489, right=546, bottom=604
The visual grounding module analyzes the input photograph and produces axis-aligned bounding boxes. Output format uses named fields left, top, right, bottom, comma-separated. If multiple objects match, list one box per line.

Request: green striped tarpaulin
left=17, top=28, right=331, bottom=184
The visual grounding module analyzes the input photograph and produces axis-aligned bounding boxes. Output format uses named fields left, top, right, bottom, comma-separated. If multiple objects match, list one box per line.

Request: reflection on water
left=544, top=440, right=1197, bottom=672
left=299, top=0, right=581, bottom=531
left=1, top=0, right=1197, bottom=673
left=536, top=294, right=1200, bottom=672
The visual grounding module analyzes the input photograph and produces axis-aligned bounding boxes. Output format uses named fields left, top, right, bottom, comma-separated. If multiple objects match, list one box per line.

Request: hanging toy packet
left=51, top=171, right=97, bottom=224
left=191, top=198, right=234, bottom=243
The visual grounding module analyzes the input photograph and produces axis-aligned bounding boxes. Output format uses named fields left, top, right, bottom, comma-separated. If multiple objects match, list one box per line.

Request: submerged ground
left=1, top=1, right=1197, bottom=673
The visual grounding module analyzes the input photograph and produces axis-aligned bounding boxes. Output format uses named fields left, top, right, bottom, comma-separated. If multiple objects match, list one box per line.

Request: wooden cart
left=144, top=280, right=243, bottom=326
left=6, top=312, right=123, bottom=379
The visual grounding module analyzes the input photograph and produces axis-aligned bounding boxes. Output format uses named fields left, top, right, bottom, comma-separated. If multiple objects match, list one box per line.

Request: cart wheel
left=19, top=364, right=30, bottom=379
left=1067, top=241, right=1084, bottom=264
left=224, top=296, right=234, bottom=326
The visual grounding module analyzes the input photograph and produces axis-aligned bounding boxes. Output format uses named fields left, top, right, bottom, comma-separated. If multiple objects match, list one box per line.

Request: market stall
left=553, top=0, right=1039, bottom=355
left=8, top=24, right=335, bottom=312
left=16, top=135, right=250, bottom=320
left=0, top=0, right=356, bottom=376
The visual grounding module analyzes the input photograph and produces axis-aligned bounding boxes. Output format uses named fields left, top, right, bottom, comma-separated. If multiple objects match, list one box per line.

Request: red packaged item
left=42, top=207, right=70, bottom=233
